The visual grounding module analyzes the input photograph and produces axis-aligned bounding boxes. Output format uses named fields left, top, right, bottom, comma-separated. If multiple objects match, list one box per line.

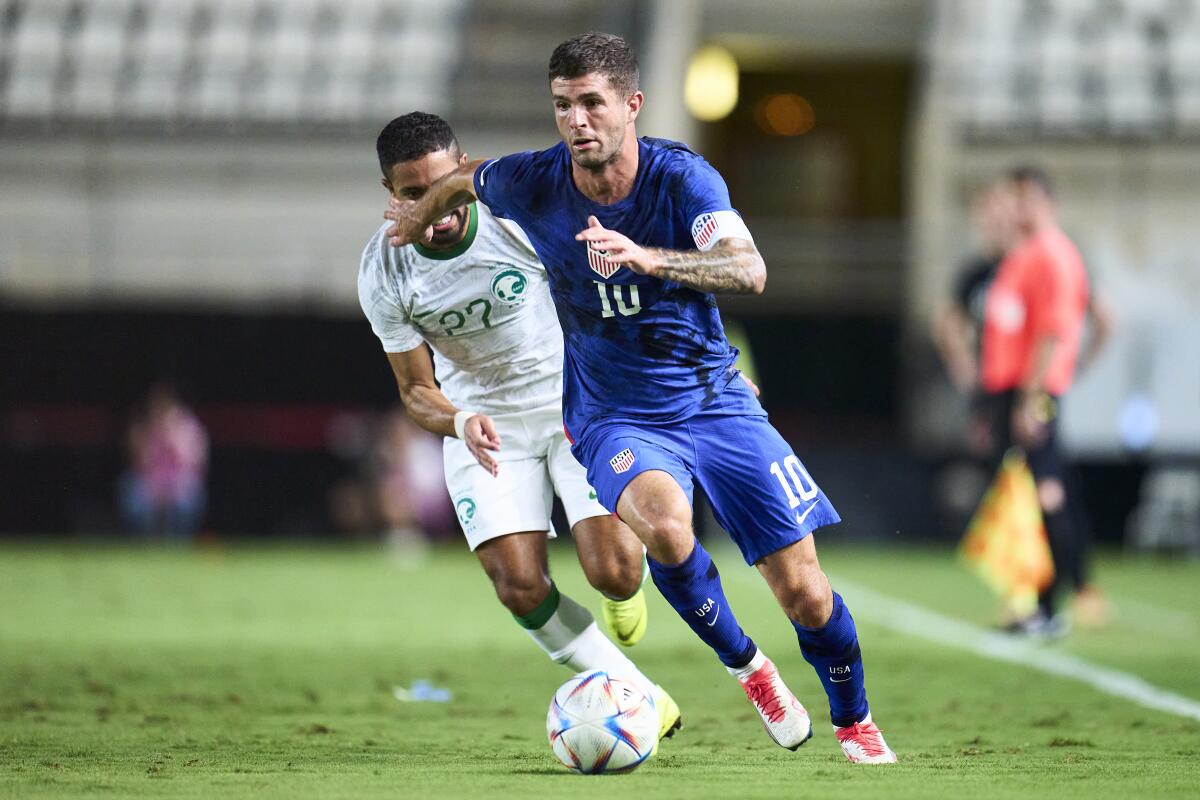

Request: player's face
left=384, top=148, right=470, bottom=248
left=1010, top=180, right=1052, bottom=235
left=551, top=73, right=642, bottom=170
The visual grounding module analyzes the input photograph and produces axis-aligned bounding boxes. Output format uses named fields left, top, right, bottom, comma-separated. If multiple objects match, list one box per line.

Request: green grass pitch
left=2, top=540, right=1198, bottom=799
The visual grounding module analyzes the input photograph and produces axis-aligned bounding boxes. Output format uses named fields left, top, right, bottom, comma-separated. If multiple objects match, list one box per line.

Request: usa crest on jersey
left=587, top=240, right=620, bottom=279
left=609, top=448, right=636, bottom=474
left=691, top=213, right=719, bottom=250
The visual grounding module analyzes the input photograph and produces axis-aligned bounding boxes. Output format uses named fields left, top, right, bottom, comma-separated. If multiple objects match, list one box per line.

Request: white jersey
left=358, top=203, right=563, bottom=415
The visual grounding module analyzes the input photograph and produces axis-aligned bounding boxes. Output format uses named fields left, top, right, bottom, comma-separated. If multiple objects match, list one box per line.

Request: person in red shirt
left=980, top=166, right=1099, bottom=635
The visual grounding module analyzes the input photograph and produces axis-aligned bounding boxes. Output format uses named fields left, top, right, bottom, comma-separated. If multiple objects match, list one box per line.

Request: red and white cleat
left=730, top=650, right=812, bottom=750
left=835, top=714, right=897, bottom=764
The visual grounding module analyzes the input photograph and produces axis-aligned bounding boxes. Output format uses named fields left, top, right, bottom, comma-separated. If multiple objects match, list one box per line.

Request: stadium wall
left=0, top=131, right=554, bottom=309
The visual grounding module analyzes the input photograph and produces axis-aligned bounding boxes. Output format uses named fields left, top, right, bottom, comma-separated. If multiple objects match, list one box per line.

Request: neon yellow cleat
left=652, top=684, right=682, bottom=752
left=601, top=587, right=648, bottom=647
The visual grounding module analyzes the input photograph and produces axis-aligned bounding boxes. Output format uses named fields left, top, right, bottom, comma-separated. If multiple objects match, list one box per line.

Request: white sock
left=525, top=590, right=655, bottom=691
left=728, top=647, right=766, bottom=682
left=833, top=710, right=872, bottom=731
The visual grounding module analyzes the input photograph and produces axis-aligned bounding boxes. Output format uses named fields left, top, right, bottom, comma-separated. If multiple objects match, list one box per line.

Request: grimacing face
left=384, top=148, right=470, bottom=248
left=551, top=72, right=640, bottom=170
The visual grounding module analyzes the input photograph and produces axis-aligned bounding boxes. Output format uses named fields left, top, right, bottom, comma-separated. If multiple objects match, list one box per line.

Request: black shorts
left=985, top=389, right=1063, bottom=482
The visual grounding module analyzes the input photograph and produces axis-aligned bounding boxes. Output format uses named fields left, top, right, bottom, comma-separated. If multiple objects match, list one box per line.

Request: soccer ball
left=546, top=670, right=659, bottom=774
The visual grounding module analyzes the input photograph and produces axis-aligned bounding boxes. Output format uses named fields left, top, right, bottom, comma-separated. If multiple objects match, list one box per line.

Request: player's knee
left=639, top=513, right=694, bottom=562
left=1037, top=479, right=1065, bottom=513
left=585, top=556, right=642, bottom=600
left=781, top=575, right=834, bottom=628
left=490, top=570, right=551, bottom=617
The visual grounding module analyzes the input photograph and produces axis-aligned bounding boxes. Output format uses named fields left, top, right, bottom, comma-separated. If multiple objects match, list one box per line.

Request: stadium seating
left=935, top=0, right=1200, bottom=137
left=0, top=0, right=629, bottom=127
left=0, top=0, right=466, bottom=124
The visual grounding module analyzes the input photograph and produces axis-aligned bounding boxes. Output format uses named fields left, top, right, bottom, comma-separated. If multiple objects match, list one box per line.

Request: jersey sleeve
left=357, top=242, right=424, bottom=353
left=676, top=158, right=754, bottom=251
left=473, top=152, right=537, bottom=221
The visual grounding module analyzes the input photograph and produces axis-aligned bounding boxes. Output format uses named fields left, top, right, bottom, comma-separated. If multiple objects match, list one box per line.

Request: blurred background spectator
left=118, top=382, right=209, bottom=540
left=369, top=409, right=455, bottom=546
left=932, top=181, right=1020, bottom=456
left=327, top=407, right=454, bottom=551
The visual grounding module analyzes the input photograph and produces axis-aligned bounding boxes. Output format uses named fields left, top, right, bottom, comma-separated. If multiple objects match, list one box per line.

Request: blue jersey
left=473, top=137, right=763, bottom=440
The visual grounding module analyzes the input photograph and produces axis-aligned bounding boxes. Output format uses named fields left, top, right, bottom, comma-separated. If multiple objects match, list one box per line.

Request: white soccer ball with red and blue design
left=546, top=669, right=658, bottom=774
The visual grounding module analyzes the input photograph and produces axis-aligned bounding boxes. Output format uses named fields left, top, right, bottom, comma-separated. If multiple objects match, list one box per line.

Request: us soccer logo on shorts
left=587, top=240, right=620, bottom=279
left=609, top=448, right=636, bottom=474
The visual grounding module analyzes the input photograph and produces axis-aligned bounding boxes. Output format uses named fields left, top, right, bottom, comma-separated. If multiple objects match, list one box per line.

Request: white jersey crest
left=357, top=203, right=563, bottom=415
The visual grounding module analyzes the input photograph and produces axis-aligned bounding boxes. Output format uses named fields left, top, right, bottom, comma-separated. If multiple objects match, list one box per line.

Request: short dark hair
left=1007, top=164, right=1055, bottom=198
left=376, top=112, right=459, bottom=176
left=548, top=32, right=640, bottom=96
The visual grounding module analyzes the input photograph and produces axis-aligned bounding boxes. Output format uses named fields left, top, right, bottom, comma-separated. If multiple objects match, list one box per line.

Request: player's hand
left=384, top=196, right=429, bottom=248
left=1012, top=393, right=1048, bottom=450
left=574, top=216, right=660, bottom=276
left=464, top=413, right=502, bottom=477
left=739, top=372, right=760, bottom=397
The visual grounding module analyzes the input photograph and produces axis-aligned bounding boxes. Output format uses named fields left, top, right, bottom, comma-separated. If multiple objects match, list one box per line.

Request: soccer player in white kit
left=358, top=113, right=680, bottom=739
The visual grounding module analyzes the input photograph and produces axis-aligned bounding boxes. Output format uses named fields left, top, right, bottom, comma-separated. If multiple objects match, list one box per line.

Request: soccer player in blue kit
left=383, top=32, right=896, bottom=764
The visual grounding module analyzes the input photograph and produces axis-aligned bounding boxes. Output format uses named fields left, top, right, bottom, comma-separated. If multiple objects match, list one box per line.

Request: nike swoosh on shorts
left=796, top=501, right=820, bottom=527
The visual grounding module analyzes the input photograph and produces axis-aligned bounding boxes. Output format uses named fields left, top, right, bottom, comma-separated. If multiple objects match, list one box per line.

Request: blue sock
left=647, top=541, right=757, bottom=668
left=793, top=591, right=869, bottom=728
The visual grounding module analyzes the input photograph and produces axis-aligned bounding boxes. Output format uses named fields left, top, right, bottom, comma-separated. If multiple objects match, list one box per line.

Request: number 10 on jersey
left=594, top=281, right=641, bottom=319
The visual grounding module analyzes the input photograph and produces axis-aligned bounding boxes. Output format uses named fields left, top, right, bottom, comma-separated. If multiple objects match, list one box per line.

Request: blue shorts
left=573, top=411, right=841, bottom=565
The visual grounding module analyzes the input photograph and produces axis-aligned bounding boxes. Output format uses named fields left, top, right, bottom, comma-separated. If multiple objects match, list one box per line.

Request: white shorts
left=443, top=402, right=609, bottom=551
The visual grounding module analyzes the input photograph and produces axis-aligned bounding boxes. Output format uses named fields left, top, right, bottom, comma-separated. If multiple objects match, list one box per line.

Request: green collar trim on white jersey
left=412, top=203, right=478, bottom=261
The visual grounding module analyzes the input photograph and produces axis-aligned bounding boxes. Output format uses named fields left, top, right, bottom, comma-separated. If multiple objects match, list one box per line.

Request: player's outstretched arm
left=385, top=346, right=502, bottom=475
left=575, top=216, right=766, bottom=295
left=384, top=159, right=486, bottom=248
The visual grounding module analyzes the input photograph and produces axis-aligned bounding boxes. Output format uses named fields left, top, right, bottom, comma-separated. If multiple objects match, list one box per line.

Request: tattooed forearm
left=387, top=160, right=484, bottom=245
left=647, top=239, right=766, bottom=295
